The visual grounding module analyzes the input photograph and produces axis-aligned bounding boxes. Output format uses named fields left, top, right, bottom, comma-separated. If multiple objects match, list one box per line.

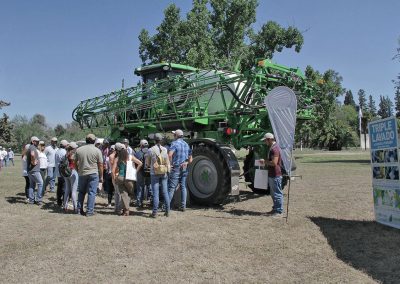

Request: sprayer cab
left=134, top=63, right=197, bottom=84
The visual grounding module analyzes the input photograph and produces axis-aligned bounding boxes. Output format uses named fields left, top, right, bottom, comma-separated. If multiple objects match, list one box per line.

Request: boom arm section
left=72, top=59, right=315, bottom=147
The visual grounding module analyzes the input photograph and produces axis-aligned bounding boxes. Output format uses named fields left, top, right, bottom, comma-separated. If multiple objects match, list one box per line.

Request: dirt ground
left=1, top=150, right=399, bottom=283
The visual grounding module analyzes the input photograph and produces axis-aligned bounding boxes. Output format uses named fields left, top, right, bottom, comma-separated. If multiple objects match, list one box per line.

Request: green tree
left=0, top=101, right=16, bottom=149
left=358, top=89, right=367, bottom=112
left=139, top=0, right=304, bottom=71
left=378, top=95, right=393, bottom=118
left=299, top=66, right=348, bottom=150
left=12, top=114, right=54, bottom=149
left=367, top=95, right=377, bottom=118
left=54, top=124, right=66, bottom=137
left=343, top=90, right=356, bottom=108
left=394, top=88, right=400, bottom=118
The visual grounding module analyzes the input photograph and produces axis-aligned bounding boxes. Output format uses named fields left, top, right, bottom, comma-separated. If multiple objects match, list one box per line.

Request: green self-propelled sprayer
left=72, top=59, right=315, bottom=205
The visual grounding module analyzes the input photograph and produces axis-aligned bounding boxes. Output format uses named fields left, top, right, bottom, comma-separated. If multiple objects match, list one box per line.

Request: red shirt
left=268, top=143, right=282, bottom=177
left=67, top=151, right=76, bottom=170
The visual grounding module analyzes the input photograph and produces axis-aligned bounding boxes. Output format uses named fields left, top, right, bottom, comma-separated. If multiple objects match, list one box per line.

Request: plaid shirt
left=169, top=138, right=191, bottom=167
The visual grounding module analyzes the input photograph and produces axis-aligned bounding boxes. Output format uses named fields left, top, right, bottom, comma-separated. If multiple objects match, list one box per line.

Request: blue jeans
left=268, top=176, right=283, bottom=213
left=151, top=174, right=169, bottom=214
left=168, top=167, right=188, bottom=209
left=46, top=166, right=56, bottom=191
left=64, top=170, right=79, bottom=211
left=136, top=173, right=151, bottom=206
left=77, top=174, right=99, bottom=215
left=28, top=171, right=44, bottom=203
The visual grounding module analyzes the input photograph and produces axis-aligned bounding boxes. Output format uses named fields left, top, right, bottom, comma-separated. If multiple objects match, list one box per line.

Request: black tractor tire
left=243, top=151, right=270, bottom=195
left=187, top=144, right=231, bottom=205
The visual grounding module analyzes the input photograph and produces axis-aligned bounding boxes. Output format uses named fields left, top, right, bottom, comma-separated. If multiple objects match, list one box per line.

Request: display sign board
left=368, top=117, right=400, bottom=229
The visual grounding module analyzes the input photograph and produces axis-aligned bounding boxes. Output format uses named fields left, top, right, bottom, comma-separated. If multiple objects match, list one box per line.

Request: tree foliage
left=0, top=101, right=16, bottom=149
left=378, top=95, right=393, bottom=118
left=343, top=90, right=356, bottom=108
left=358, top=89, right=367, bottom=111
left=138, top=0, right=304, bottom=70
left=296, top=66, right=357, bottom=150
left=368, top=95, right=377, bottom=118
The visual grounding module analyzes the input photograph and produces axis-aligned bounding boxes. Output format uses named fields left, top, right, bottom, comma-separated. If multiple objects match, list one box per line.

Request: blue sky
left=1, top=0, right=399, bottom=126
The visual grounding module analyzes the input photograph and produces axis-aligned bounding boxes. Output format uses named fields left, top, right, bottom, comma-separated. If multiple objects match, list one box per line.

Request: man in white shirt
left=0, top=146, right=4, bottom=170
left=7, top=148, right=14, bottom=166
left=44, top=137, right=58, bottom=192
left=122, top=138, right=134, bottom=156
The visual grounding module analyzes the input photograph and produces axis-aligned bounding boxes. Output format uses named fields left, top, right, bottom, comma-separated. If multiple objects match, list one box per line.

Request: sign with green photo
left=369, top=117, right=400, bottom=229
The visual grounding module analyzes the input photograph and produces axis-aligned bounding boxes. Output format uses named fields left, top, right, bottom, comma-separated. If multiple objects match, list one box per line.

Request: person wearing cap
left=122, top=138, right=134, bottom=156
left=95, top=139, right=101, bottom=149
left=26, top=136, right=44, bottom=205
left=112, top=144, right=142, bottom=216
left=63, top=142, right=79, bottom=212
left=55, top=139, right=68, bottom=207
left=167, top=129, right=192, bottom=211
left=38, top=141, right=48, bottom=196
left=259, top=132, right=284, bottom=217
left=75, top=133, right=103, bottom=217
left=134, top=139, right=151, bottom=208
left=147, top=133, right=170, bottom=218
left=7, top=148, right=14, bottom=166
left=1, top=146, right=8, bottom=167
left=44, top=137, right=58, bottom=193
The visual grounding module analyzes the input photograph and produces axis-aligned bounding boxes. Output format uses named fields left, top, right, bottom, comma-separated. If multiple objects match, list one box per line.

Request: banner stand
left=368, top=116, right=400, bottom=229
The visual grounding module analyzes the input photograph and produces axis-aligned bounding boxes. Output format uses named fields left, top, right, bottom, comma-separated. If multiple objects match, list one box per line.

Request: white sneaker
left=271, top=212, right=283, bottom=218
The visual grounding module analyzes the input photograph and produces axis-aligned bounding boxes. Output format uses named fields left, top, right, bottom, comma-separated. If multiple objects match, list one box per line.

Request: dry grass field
left=1, top=150, right=399, bottom=283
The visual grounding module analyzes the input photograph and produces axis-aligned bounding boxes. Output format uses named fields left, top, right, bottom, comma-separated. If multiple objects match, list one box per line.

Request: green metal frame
left=72, top=59, right=315, bottom=151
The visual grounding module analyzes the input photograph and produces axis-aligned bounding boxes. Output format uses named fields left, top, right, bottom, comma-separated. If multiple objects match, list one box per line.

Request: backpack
left=59, top=155, right=72, bottom=178
left=153, top=145, right=168, bottom=175
left=139, top=149, right=151, bottom=177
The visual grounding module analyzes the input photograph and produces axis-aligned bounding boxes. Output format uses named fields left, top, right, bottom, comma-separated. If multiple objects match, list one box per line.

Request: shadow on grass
left=221, top=208, right=265, bottom=217
left=5, top=196, right=26, bottom=204
left=310, top=217, right=400, bottom=284
left=41, top=201, right=63, bottom=214
left=302, top=159, right=370, bottom=165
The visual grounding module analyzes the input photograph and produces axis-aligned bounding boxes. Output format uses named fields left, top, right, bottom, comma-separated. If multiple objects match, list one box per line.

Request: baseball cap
left=95, top=139, right=101, bottom=145
left=39, top=141, right=45, bottom=145
left=60, top=140, right=69, bottom=147
left=25, top=144, right=30, bottom=150
left=154, top=133, right=163, bottom=141
left=140, top=139, right=149, bottom=147
left=103, top=139, right=109, bottom=144
left=51, top=137, right=58, bottom=142
left=31, top=136, right=40, bottom=142
left=86, top=133, right=96, bottom=141
left=110, top=145, right=116, bottom=150
left=262, top=133, right=274, bottom=140
left=172, top=129, right=184, bottom=137
left=122, top=138, right=129, bottom=143
left=115, top=142, right=126, bottom=151
left=68, top=142, right=78, bottom=149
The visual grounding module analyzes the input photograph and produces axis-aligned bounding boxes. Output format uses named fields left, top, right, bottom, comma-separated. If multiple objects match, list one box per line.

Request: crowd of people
left=21, top=129, right=192, bottom=218
left=0, top=146, right=15, bottom=171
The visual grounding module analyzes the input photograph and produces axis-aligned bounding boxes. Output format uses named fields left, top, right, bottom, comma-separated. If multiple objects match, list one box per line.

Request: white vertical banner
left=264, top=86, right=297, bottom=176
left=369, top=116, right=400, bottom=229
